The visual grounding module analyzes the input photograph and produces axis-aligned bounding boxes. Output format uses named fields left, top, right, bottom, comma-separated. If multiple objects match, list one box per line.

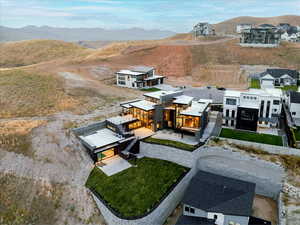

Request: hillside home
left=121, top=91, right=210, bottom=139
left=223, top=89, right=283, bottom=131
left=73, top=115, right=141, bottom=162
left=240, top=27, right=280, bottom=47
left=193, top=22, right=215, bottom=37
left=176, top=170, right=268, bottom=225
left=116, top=66, right=165, bottom=89
left=286, top=91, right=300, bottom=127
left=259, top=69, right=299, bottom=88
left=236, top=24, right=253, bottom=34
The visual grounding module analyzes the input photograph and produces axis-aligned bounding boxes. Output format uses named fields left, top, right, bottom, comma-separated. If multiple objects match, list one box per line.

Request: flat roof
left=143, top=90, right=177, bottom=99
left=106, top=115, right=138, bottom=125
left=225, top=90, right=241, bottom=98
left=173, top=95, right=194, bottom=105
left=129, top=100, right=156, bottom=111
left=117, top=70, right=144, bottom=76
left=130, top=66, right=154, bottom=73
left=79, top=128, right=123, bottom=149
left=180, top=101, right=209, bottom=117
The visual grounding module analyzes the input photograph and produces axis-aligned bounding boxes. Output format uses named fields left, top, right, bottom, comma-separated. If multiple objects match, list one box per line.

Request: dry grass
left=0, top=40, right=88, bottom=68
left=190, top=40, right=300, bottom=70
left=0, top=70, right=79, bottom=118
left=0, top=173, right=64, bottom=225
left=0, top=120, right=46, bottom=157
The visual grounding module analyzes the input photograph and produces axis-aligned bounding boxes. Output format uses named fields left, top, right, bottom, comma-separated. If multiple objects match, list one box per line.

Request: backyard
left=86, top=157, right=189, bottom=218
left=219, top=128, right=283, bottom=146
left=143, top=137, right=198, bottom=151
left=250, top=78, right=261, bottom=89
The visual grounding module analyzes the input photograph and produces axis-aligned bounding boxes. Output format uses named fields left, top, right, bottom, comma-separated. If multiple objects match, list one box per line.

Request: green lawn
left=294, top=127, right=300, bottom=141
left=143, top=137, right=197, bottom=151
left=140, top=87, right=161, bottom=92
left=250, top=79, right=261, bottom=89
left=219, top=128, right=283, bottom=146
left=86, top=157, right=189, bottom=218
left=280, top=85, right=299, bottom=92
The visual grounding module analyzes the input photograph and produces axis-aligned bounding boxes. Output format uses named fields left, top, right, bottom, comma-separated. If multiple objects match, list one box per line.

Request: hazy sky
left=1, top=0, right=300, bottom=32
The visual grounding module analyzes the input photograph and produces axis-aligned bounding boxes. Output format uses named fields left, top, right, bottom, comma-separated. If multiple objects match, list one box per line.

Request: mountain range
left=0, top=26, right=176, bottom=42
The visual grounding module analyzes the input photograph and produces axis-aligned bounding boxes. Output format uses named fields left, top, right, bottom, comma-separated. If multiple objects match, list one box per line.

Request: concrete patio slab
left=134, top=127, right=154, bottom=139
left=97, top=156, right=132, bottom=176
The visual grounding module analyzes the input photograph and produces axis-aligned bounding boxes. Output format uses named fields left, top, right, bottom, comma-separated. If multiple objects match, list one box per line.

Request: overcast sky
left=1, top=0, right=300, bottom=32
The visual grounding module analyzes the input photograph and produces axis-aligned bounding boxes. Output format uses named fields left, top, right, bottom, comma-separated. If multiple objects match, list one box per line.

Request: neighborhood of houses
left=74, top=63, right=300, bottom=225
left=192, top=22, right=300, bottom=46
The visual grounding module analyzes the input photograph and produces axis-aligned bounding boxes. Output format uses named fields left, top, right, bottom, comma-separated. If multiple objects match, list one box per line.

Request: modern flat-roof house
left=223, top=89, right=283, bottom=131
left=236, top=24, right=253, bottom=34
left=286, top=91, right=300, bottom=127
left=193, top=22, right=215, bottom=38
left=240, top=27, right=280, bottom=47
left=177, top=170, right=257, bottom=225
left=73, top=115, right=141, bottom=162
left=259, top=68, right=299, bottom=89
left=121, top=91, right=211, bottom=139
left=116, top=66, right=165, bottom=89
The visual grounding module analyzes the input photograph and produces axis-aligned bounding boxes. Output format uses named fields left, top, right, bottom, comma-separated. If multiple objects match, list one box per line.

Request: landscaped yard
left=293, top=127, right=300, bottom=141
left=219, top=128, right=283, bottom=146
left=143, top=137, right=197, bottom=151
left=280, top=85, right=298, bottom=92
left=140, top=87, right=161, bottom=92
left=250, top=79, right=261, bottom=89
left=86, top=157, right=189, bottom=218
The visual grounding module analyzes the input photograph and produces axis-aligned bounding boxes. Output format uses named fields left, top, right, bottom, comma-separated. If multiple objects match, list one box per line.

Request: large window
left=273, top=100, right=280, bottom=105
left=226, top=98, right=237, bottom=105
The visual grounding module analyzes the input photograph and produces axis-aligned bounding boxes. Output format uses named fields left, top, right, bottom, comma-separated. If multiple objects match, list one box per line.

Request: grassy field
left=143, top=137, right=198, bottom=151
left=250, top=79, right=261, bottom=89
left=0, top=40, right=87, bottom=68
left=280, top=85, right=299, bottom=92
left=86, top=157, right=189, bottom=218
left=294, top=128, right=300, bottom=141
left=0, top=70, right=78, bottom=118
left=219, top=128, right=283, bottom=146
left=140, top=87, right=161, bottom=92
left=0, top=173, right=63, bottom=225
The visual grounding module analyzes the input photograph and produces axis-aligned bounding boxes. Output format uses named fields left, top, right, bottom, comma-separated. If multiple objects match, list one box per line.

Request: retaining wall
left=91, top=166, right=197, bottom=225
left=240, top=43, right=279, bottom=48
left=219, top=137, right=300, bottom=156
left=140, top=142, right=197, bottom=168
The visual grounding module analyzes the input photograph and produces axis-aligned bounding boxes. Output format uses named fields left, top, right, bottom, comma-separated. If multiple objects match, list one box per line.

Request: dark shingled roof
left=183, top=170, right=256, bottom=217
left=176, top=215, right=216, bottom=225
left=261, top=69, right=299, bottom=79
left=290, top=91, right=300, bottom=104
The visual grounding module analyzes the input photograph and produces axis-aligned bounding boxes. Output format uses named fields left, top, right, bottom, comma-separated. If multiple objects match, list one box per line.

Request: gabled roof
left=290, top=91, right=300, bottom=104
left=182, top=170, right=256, bottom=217
left=176, top=215, right=215, bottom=225
left=261, top=69, right=299, bottom=79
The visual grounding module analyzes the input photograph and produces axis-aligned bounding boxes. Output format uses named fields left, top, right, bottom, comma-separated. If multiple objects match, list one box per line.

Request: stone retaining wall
left=91, top=166, right=197, bottom=225
left=219, top=137, right=300, bottom=156
left=140, top=142, right=197, bottom=168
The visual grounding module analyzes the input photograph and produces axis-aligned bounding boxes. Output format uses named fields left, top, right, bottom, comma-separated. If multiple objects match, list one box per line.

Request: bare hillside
left=214, top=15, right=300, bottom=34
left=0, top=40, right=89, bottom=68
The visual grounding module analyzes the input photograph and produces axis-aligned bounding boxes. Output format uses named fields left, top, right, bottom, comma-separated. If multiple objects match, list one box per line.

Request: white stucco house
left=223, top=89, right=283, bottom=131
left=116, top=66, right=165, bottom=89
left=259, top=68, right=299, bottom=89
left=287, top=91, right=300, bottom=127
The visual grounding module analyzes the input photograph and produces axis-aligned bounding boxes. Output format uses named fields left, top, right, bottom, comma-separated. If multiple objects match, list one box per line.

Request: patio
left=152, top=129, right=199, bottom=145
left=133, top=127, right=154, bottom=139
left=97, top=155, right=132, bottom=176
